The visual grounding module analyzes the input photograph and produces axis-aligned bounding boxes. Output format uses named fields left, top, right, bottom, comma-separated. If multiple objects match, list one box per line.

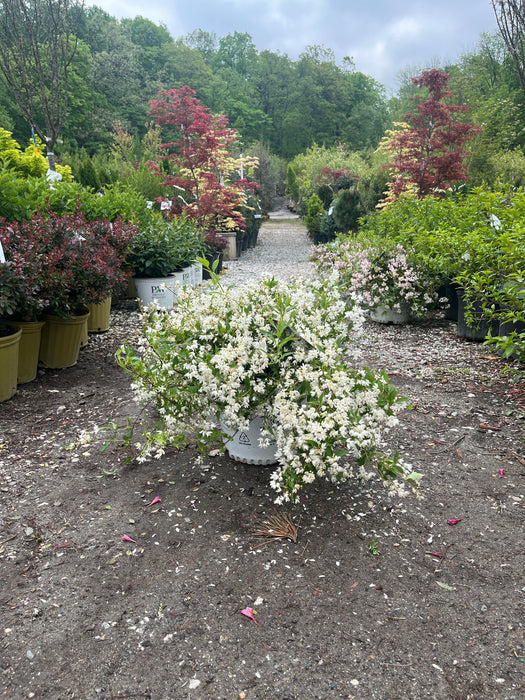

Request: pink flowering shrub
left=311, top=241, right=437, bottom=317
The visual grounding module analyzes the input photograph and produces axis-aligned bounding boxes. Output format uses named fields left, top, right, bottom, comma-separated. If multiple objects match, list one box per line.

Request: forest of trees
left=0, top=6, right=390, bottom=159
left=1, top=2, right=525, bottom=191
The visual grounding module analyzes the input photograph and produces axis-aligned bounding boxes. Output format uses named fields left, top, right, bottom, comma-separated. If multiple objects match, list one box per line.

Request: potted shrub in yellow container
left=0, top=223, right=47, bottom=383
left=37, top=212, right=135, bottom=367
left=0, top=211, right=136, bottom=371
left=0, top=321, right=22, bottom=401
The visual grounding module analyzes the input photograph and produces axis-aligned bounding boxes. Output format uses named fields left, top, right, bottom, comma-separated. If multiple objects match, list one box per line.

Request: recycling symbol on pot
left=238, top=432, right=251, bottom=446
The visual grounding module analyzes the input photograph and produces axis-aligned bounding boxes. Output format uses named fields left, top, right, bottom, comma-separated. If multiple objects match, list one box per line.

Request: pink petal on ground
left=122, top=535, right=136, bottom=543
left=430, top=551, right=442, bottom=557
left=240, top=607, right=257, bottom=624
left=147, top=496, right=162, bottom=506
left=447, top=519, right=461, bottom=525
left=498, top=469, right=505, bottom=478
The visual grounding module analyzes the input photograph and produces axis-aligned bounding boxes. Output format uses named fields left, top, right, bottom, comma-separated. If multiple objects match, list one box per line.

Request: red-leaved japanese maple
left=148, top=86, right=255, bottom=231
left=384, top=69, right=478, bottom=199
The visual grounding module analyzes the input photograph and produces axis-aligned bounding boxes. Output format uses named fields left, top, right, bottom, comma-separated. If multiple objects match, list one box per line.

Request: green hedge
left=353, top=188, right=525, bottom=361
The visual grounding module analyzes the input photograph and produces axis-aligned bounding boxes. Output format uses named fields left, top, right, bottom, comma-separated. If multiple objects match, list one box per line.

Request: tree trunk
left=492, top=0, right=525, bottom=96
left=47, top=150, right=57, bottom=172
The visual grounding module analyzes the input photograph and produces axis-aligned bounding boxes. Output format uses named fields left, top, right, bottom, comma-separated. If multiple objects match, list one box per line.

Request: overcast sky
left=87, top=0, right=499, bottom=91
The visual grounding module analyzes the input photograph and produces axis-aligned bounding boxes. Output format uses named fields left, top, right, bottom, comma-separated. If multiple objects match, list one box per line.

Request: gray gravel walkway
left=220, top=219, right=315, bottom=285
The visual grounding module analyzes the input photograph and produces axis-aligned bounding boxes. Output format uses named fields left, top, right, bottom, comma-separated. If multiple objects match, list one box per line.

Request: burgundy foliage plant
left=147, top=86, right=256, bottom=233
left=0, top=212, right=137, bottom=319
left=385, top=69, right=478, bottom=199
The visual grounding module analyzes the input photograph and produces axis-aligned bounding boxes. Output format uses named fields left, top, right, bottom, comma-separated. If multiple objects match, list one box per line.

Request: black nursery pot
left=456, top=289, right=499, bottom=341
left=441, top=280, right=460, bottom=321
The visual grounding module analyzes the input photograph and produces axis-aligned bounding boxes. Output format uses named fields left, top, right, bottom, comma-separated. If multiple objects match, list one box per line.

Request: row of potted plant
left=355, top=188, right=525, bottom=358
left=0, top=211, right=138, bottom=398
left=235, top=193, right=264, bottom=256
left=129, top=214, right=210, bottom=309
left=205, top=199, right=264, bottom=264
left=310, top=188, right=524, bottom=361
left=0, top=211, right=135, bottom=321
left=310, top=239, right=439, bottom=323
left=0, top=207, right=233, bottom=400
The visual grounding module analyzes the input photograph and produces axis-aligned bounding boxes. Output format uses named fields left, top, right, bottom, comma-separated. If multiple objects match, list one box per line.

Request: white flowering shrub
left=117, top=273, right=418, bottom=502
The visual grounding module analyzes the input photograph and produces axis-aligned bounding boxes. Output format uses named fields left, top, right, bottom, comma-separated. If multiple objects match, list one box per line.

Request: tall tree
left=215, top=31, right=258, bottom=78
left=253, top=50, right=293, bottom=149
left=121, top=16, right=173, bottom=76
left=491, top=1, right=525, bottom=94
left=446, top=32, right=525, bottom=185
left=344, top=72, right=388, bottom=149
left=161, top=40, right=217, bottom=107
left=381, top=69, right=477, bottom=199
left=0, top=0, right=82, bottom=171
left=183, top=29, right=218, bottom=64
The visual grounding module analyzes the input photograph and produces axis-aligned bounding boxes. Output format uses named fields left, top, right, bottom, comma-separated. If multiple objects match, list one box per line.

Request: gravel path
left=3, top=215, right=524, bottom=700
left=221, top=218, right=315, bottom=285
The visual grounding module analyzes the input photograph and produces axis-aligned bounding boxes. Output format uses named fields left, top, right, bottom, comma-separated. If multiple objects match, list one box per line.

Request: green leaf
left=436, top=581, right=455, bottom=591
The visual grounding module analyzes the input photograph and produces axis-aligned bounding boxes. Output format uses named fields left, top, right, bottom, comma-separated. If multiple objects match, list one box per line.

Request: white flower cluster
left=117, top=274, right=408, bottom=501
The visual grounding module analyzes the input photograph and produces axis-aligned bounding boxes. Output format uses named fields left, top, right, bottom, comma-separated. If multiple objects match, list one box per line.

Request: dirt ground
left=1, top=229, right=524, bottom=699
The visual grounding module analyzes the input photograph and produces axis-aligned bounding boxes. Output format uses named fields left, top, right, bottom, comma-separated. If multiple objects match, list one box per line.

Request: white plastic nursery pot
left=173, top=267, right=193, bottom=288
left=369, top=304, right=410, bottom=325
left=190, top=262, right=203, bottom=287
left=133, top=275, right=180, bottom=309
left=222, top=415, right=278, bottom=466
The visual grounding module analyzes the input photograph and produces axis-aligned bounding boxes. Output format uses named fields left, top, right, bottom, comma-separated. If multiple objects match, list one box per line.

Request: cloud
left=388, top=17, right=423, bottom=41
left=84, top=0, right=499, bottom=89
